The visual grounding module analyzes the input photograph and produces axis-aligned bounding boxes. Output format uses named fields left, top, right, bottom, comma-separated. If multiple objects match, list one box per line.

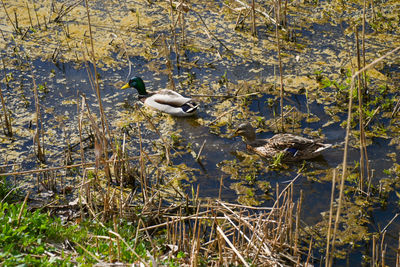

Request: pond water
left=0, top=0, right=399, bottom=265
left=10, top=59, right=396, bottom=264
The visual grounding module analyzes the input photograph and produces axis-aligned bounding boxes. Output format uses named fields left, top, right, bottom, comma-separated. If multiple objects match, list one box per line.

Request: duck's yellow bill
left=121, top=83, right=130, bottom=89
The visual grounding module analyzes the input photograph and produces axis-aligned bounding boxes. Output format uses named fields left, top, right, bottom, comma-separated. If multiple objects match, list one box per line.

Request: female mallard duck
left=233, top=123, right=332, bottom=162
left=121, top=76, right=198, bottom=117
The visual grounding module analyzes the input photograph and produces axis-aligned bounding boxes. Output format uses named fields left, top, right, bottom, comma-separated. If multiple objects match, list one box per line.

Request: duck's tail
left=314, top=143, right=332, bottom=153
left=182, top=101, right=199, bottom=114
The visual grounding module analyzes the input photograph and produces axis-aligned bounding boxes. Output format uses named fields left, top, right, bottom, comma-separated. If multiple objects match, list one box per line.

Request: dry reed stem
left=283, top=0, right=288, bottom=27
left=273, top=192, right=286, bottom=247
left=26, top=59, right=45, bottom=162
left=84, top=0, right=113, bottom=183
left=191, top=92, right=260, bottom=98
left=190, top=202, right=201, bottom=266
left=218, top=201, right=275, bottom=210
left=275, top=0, right=285, bottom=132
left=372, top=234, right=377, bottom=266
left=293, top=189, right=302, bottom=257
left=32, top=3, right=40, bottom=30
left=0, top=80, right=12, bottom=136
left=288, top=183, right=294, bottom=246
left=179, top=0, right=186, bottom=46
left=113, top=215, right=121, bottom=261
left=207, top=106, right=236, bottom=126
left=222, top=212, right=264, bottom=256
left=0, top=69, right=11, bottom=133
left=218, top=175, right=223, bottom=200
left=119, top=133, right=126, bottom=216
left=266, top=173, right=301, bottom=222
left=380, top=213, right=399, bottom=235
left=370, top=0, right=376, bottom=20
left=0, top=185, right=24, bottom=203
left=362, top=0, right=367, bottom=89
left=325, top=169, right=336, bottom=266
left=250, top=214, right=274, bottom=264
left=380, top=231, right=386, bottom=266
left=355, top=26, right=366, bottom=192
left=26, top=2, right=33, bottom=29
left=78, top=95, right=87, bottom=168
left=328, top=65, right=355, bottom=266
left=74, top=241, right=104, bottom=264
left=217, top=225, right=250, bottom=267
left=17, top=191, right=30, bottom=227
left=234, top=10, right=243, bottom=29
left=218, top=201, right=272, bottom=256
left=397, top=235, right=400, bottom=266
left=305, top=237, right=313, bottom=266
left=251, top=0, right=256, bottom=36
left=195, top=139, right=206, bottom=161
left=110, top=229, right=143, bottom=264
left=169, top=0, right=180, bottom=69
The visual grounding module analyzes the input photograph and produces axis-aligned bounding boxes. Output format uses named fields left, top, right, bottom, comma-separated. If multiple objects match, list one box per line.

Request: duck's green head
left=121, top=76, right=147, bottom=95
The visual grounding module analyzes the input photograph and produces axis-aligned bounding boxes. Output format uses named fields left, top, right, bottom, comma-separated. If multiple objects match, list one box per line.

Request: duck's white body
left=122, top=77, right=198, bottom=117
left=142, top=89, right=198, bottom=117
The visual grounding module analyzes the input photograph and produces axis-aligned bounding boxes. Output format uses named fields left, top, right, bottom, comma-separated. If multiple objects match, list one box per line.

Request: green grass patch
left=0, top=200, right=162, bottom=265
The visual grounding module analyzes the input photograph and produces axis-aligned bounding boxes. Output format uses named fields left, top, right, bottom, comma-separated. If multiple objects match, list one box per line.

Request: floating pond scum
left=0, top=0, right=399, bottom=265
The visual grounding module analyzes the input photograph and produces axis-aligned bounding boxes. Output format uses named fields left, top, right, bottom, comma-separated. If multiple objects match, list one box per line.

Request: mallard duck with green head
left=121, top=76, right=198, bottom=117
left=233, top=123, right=332, bottom=162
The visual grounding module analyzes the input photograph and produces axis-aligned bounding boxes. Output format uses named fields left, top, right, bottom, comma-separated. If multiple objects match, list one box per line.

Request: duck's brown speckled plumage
left=234, top=123, right=332, bottom=162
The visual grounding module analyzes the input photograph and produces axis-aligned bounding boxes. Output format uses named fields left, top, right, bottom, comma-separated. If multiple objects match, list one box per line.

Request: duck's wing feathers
left=152, top=89, right=193, bottom=107
left=246, top=139, right=275, bottom=158
left=269, top=133, right=331, bottom=160
left=245, top=134, right=331, bottom=161
left=143, top=89, right=198, bottom=116
left=268, top=133, right=317, bottom=150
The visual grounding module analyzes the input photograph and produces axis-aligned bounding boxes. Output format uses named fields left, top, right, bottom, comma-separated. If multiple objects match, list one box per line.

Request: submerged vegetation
left=0, top=0, right=399, bottom=265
